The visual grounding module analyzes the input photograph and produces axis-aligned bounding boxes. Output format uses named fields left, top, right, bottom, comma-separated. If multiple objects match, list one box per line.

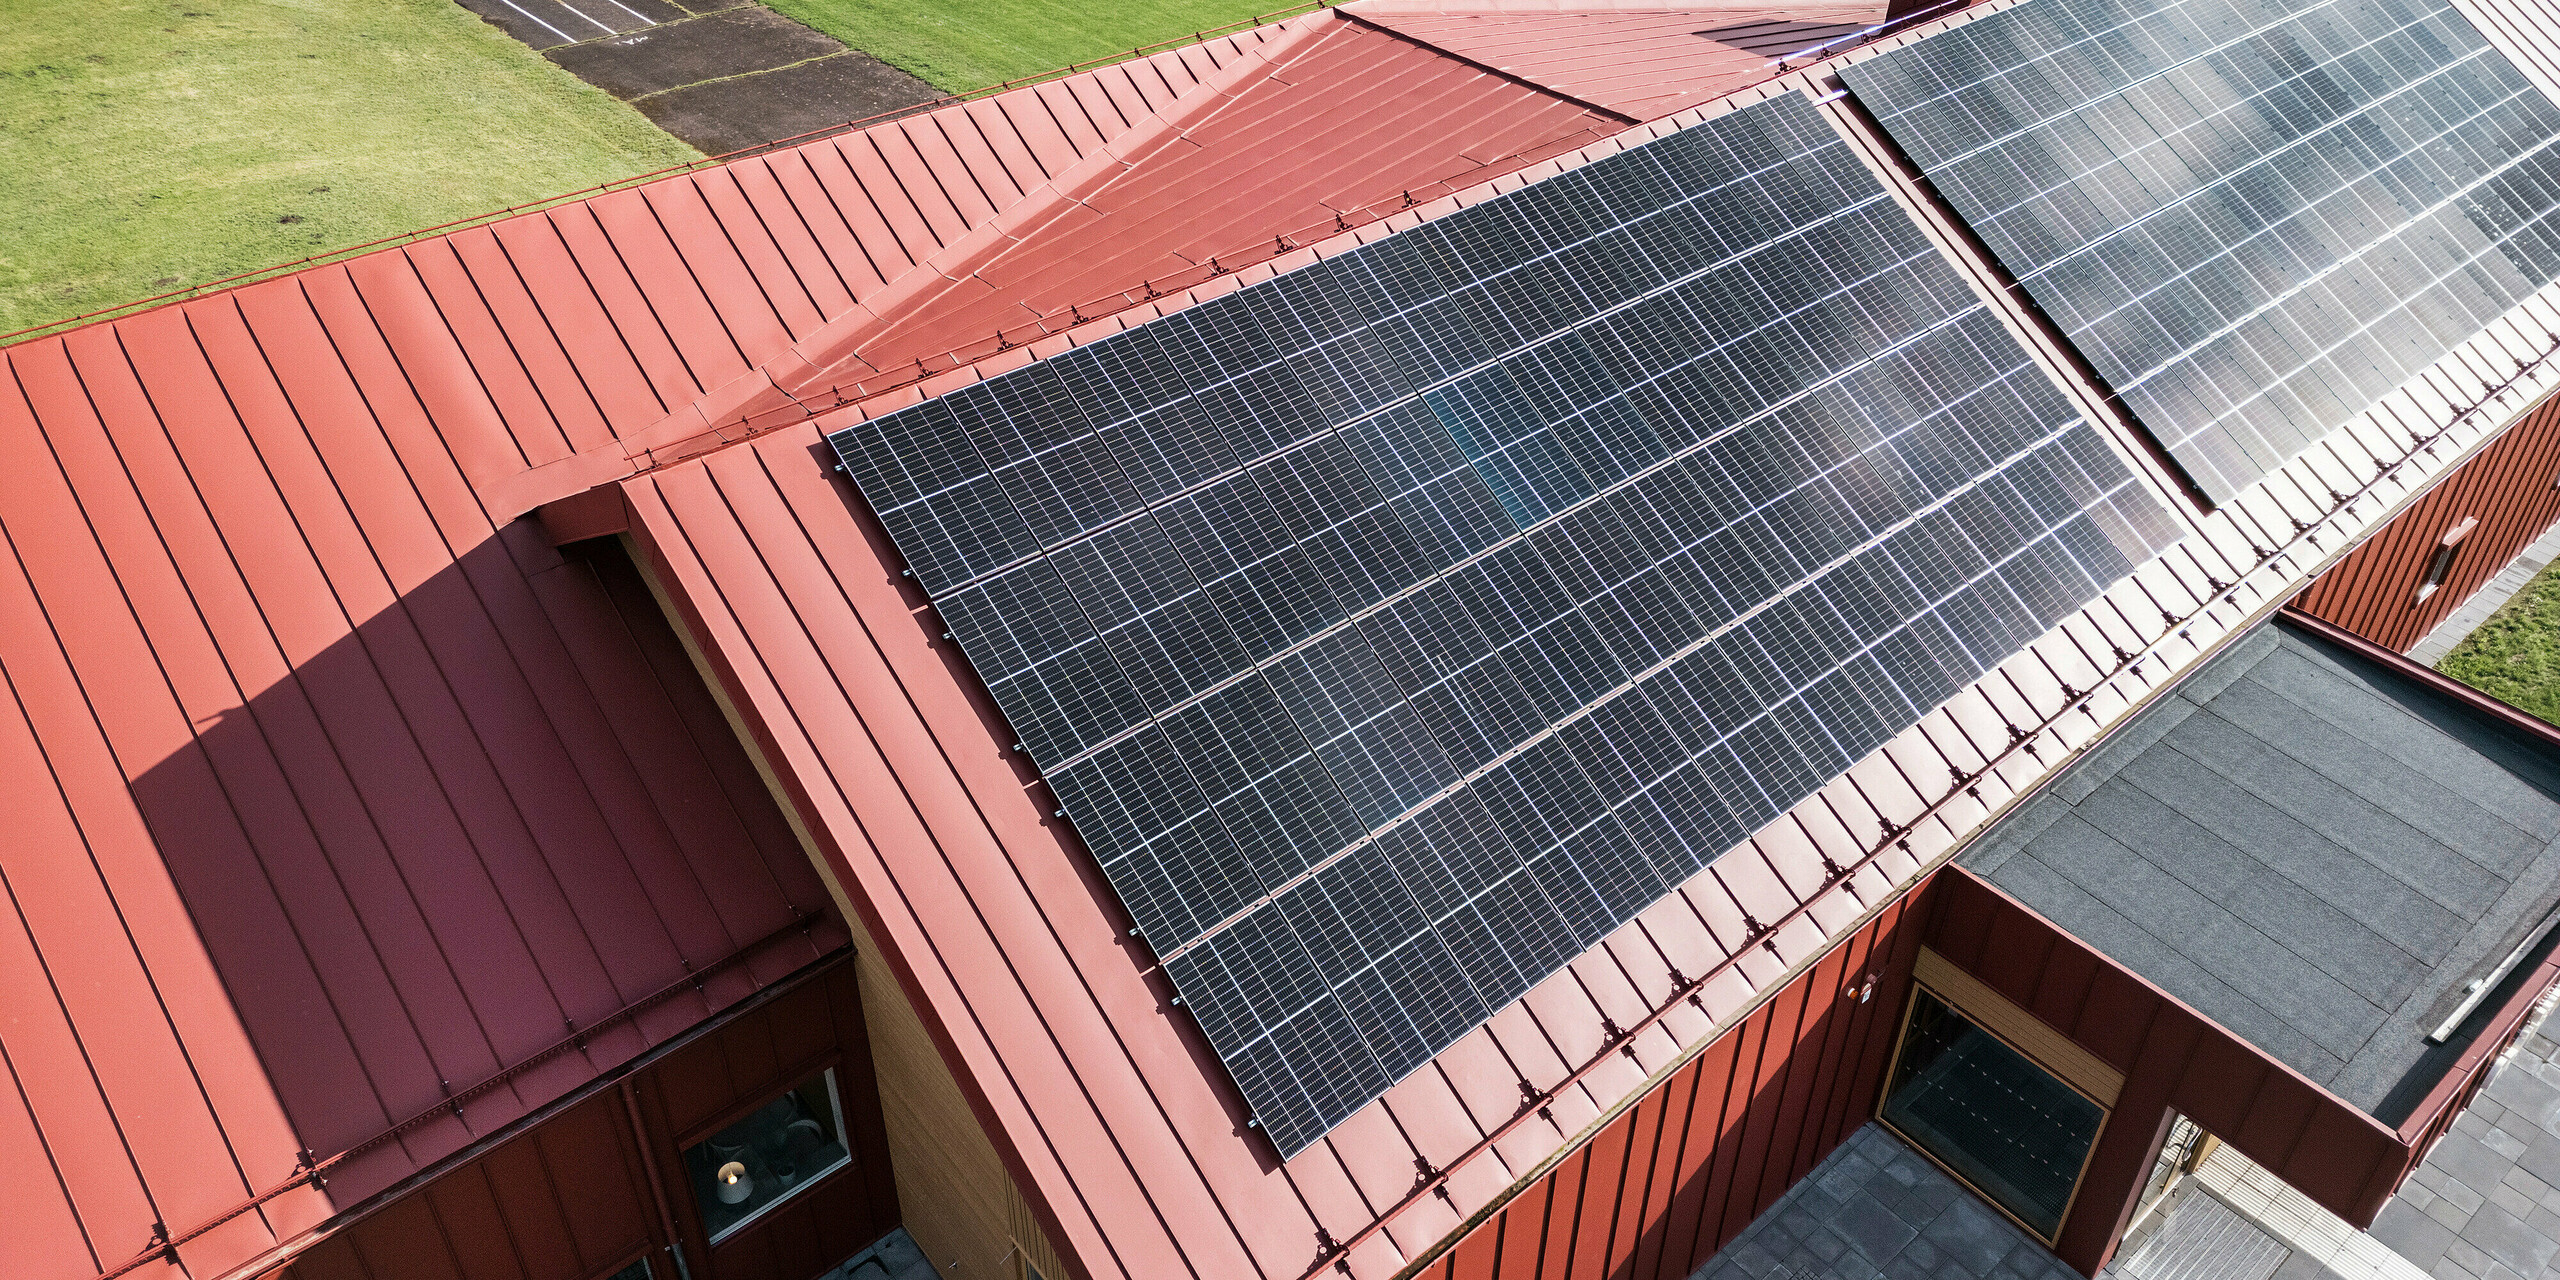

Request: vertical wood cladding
left=265, top=955, right=898, bottom=1280
left=1420, top=892, right=1926, bottom=1280
left=2297, top=394, right=2560, bottom=649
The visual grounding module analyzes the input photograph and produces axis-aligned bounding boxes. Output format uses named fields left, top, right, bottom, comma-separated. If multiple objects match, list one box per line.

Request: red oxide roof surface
left=1348, top=2, right=1884, bottom=120
left=0, top=292, right=840, bottom=1280
left=0, top=8, right=1981, bottom=1280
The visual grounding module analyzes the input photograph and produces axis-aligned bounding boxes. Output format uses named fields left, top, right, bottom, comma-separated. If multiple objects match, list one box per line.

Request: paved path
left=455, top=0, right=943, bottom=156
left=2106, top=993, right=2560, bottom=1280
left=1690, top=1124, right=2083, bottom=1280
left=2368, top=1001, right=2560, bottom=1280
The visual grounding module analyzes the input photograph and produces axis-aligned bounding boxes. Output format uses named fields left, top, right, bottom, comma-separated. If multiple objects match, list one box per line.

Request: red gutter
left=624, top=1080, right=697, bottom=1280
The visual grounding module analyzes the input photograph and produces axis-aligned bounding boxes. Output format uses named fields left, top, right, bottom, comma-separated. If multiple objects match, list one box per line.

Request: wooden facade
left=266, top=954, right=899, bottom=1280
left=2295, top=393, right=2560, bottom=649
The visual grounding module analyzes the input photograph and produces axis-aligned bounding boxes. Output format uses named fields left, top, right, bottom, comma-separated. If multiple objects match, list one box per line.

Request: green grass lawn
left=2437, top=558, right=2560, bottom=725
left=0, top=0, right=699, bottom=338
left=764, top=0, right=1297, bottom=95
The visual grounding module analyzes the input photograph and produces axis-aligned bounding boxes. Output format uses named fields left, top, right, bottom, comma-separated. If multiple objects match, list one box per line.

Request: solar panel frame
left=829, top=91, right=2181, bottom=1154
left=1843, top=0, right=2560, bottom=504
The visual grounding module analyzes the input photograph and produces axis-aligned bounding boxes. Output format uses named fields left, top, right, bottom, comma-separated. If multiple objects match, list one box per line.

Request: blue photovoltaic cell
left=828, top=92, right=2180, bottom=1154
left=1845, top=0, right=2560, bottom=503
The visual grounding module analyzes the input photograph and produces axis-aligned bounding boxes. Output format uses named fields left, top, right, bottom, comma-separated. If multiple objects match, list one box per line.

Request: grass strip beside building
left=0, top=0, right=696, bottom=337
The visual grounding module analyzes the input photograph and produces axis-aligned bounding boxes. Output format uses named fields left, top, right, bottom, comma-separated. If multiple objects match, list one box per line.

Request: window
left=682, top=1069, right=852, bottom=1242
left=2415, top=516, right=2478, bottom=604
left=1879, top=989, right=2106, bottom=1241
left=607, top=1261, right=652, bottom=1280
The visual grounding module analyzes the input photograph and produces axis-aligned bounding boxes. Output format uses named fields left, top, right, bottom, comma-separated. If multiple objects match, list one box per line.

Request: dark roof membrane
left=1964, top=618, right=2560, bottom=1122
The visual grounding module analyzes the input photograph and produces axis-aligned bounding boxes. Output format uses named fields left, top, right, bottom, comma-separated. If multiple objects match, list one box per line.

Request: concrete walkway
left=454, top=0, right=943, bottom=156
left=2407, top=518, right=2560, bottom=666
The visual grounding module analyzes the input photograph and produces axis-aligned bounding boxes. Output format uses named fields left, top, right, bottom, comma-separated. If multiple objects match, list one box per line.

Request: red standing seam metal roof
left=0, top=32, right=1308, bottom=1277
left=0, top=291, right=840, bottom=1280
left=0, top=8, right=1949, bottom=1280
left=1347, top=2, right=1885, bottom=120
left=616, top=75, right=1941, bottom=1280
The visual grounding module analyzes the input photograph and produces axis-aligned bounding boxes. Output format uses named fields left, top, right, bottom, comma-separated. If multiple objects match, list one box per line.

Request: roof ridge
left=604, top=10, right=1350, bottom=471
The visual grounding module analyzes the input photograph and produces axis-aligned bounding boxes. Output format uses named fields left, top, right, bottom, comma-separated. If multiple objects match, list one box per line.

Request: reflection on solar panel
left=828, top=93, right=2179, bottom=1153
left=1844, top=0, right=2560, bottom=504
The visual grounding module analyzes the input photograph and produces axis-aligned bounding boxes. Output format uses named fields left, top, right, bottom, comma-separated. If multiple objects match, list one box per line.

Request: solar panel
left=828, top=92, right=2179, bottom=1154
left=1844, top=0, right=2560, bottom=504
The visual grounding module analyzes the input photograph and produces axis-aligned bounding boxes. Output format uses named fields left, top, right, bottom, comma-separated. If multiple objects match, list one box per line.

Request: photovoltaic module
left=828, top=92, right=2179, bottom=1153
left=1845, top=0, right=2560, bottom=503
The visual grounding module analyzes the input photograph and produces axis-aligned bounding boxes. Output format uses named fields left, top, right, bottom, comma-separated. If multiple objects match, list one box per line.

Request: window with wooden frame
left=1877, top=950, right=2120, bottom=1244
left=679, top=1068, right=853, bottom=1243
left=2415, top=516, right=2479, bottom=604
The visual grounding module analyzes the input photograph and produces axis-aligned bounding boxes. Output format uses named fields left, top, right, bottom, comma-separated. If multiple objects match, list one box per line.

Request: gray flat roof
left=1962, top=619, right=2560, bottom=1121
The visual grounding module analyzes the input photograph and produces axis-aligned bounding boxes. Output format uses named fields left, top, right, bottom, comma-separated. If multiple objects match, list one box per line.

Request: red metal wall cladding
left=1418, top=891, right=1926, bottom=1280
left=2296, top=393, right=2560, bottom=649
left=1925, top=868, right=2409, bottom=1272
left=1416, top=862, right=2439, bottom=1280
left=265, top=955, right=897, bottom=1280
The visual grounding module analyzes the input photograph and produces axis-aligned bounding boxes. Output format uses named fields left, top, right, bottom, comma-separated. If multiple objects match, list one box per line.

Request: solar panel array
left=1844, top=0, right=2560, bottom=504
left=829, top=93, right=2179, bottom=1154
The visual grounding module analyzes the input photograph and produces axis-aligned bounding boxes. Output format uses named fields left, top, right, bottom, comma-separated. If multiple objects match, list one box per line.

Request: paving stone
left=2374, top=1197, right=2461, bottom=1268
left=1818, top=1151, right=1879, bottom=1203
left=2440, top=1175, right=2490, bottom=1215
left=1926, top=1196, right=2021, bottom=1274
left=2517, top=1129, right=2560, bottom=1187
left=2433, top=1196, right=2477, bottom=1230
left=2436, top=1133, right=2518, bottom=1196
left=2269, top=1254, right=2328, bottom=1280
left=1694, top=1126, right=2061, bottom=1280
left=2484, top=1126, right=2530, bottom=1160
left=1726, top=1238, right=1784, bottom=1277
left=2447, top=1237, right=2493, bottom=1273
left=1839, top=1193, right=1921, bottom=1264
left=2490, top=1182, right=2537, bottom=1219
left=1904, top=1176, right=1962, bottom=1220
left=2458, top=1205, right=2557, bottom=1276
left=2525, top=1203, right=2560, bottom=1251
